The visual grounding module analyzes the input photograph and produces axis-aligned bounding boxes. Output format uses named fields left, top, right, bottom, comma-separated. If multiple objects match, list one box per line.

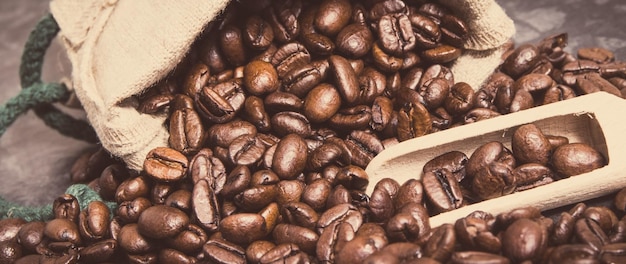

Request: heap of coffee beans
left=3, top=0, right=626, bottom=262
left=373, top=122, right=607, bottom=217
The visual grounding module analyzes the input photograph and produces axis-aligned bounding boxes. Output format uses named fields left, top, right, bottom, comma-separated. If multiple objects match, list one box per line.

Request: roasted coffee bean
left=542, top=84, right=576, bottom=104
left=372, top=42, right=403, bottom=73
left=192, top=179, right=221, bottom=232
left=335, top=233, right=388, bottom=263
left=197, top=78, right=246, bottom=123
left=272, top=224, right=318, bottom=255
left=345, top=130, right=384, bottom=168
left=562, top=59, right=601, bottom=86
left=276, top=180, right=305, bottom=205
left=511, top=123, right=551, bottom=165
left=228, top=134, right=266, bottom=166
left=270, top=111, right=312, bottom=138
left=98, top=163, right=130, bottom=201
left=235, top=184, right=279, bottom=211
left=356, top=67, right=386, bottom=105
left=441, top=13, right=468, bottom=48
left=328, top=105, right=373, bottom=131
left=166, top=224, right=208, bottom=255
left=315, top=0, right=351, bottom=36
left=221, top=165, right=252, bottom=199
left=463, top=107, right=501, bottom=124
left=303, top=83, right=342, bottom=123
left=422, top=45, right=462, bottom=64
left=397, top=101, right=432, bottom=141
left=208, top=120, right=258, bottom=148
left=501, top=44, right=540, bottom=79
left=336, top=23, right=374, bottom=58
left=302, top=178, right=332, bottom=211
left=410, top=13, right=440, bottom=49
left=369, top=181, right=395, bottom=222
left=551, top=143, right=606, bottom=177
left=281, top=202, right=319, bottom=230
left=423, top=169, right=464, bottom=214
left=395, top=179, right=424, bottom=210
left=466, top=141, right=515, bottom=180
left=445, top=82, right=475, bottom=116
left=575, top=218, right=609, bottom=251
left=501, top=218, right=546, bottom=262
left=282, top=60, right=329, bottom=98
left=169, top=107, right=205, bottom=156
left=329, top=55, right=360, bottom=105
left=203, top=238, right=246, bottom=264
left=424, top=224, right=456, bottom=262
left=189, top=149, right=227, bottom=192
left=220, top=213, right=269, bottom=245
left=378, top=13, right=415, bottom=56
left=16, top=221, right=45, bottom=252
left=271, top=134, right=308, bottom=180
left=243, top=60, right=280, bottom=96
left=44, top=219, right=82, bottom=245
left=53, top=194, right=80, bottom=223
left=264, top=91, right=304, bottom=114
left=137, top=205, right=188, bottom=239
left=78, top=239, right=117, bottom=263
left=306, top=141, right=351, bottom=171
left=368, top=0, right=407, bottom=21
left=143, top=147, right=188, bottom=182
left=117, top=197, right=152, bottom=224
left=578, top=47, right=614, bottom=63
left=386, top=202, right=430, bottom=242
left=78, top=201, right=110, bottom=241
left=371, top=96, right=394, bottom=131
left=512, top=163, right=554, bottom=191
left=244, top=15, right=275, bottom=51
left=246, top=240, right=276, bottom=263
left=220, top=24, right=247, bottom=67
left=272, top=42, right=310, bottom=78
left=471, top=162, right=515, bottom=201
left=301, top=33, right=335, bottom=56
left=423, top=151, right=468, bottom=182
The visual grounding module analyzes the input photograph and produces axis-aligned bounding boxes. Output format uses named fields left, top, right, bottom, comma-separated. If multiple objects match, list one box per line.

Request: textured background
left=1, top=0, right=625, bottom=206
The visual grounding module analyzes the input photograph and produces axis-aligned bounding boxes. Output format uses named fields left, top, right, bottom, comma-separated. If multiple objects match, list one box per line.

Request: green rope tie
left=0, top=14, right=116, bottom=221
left=19, top=13, right=98, bottom=143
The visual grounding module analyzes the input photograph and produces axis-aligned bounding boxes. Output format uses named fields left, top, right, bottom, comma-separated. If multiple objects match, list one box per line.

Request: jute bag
left=50, top=0, right=515, bottom=171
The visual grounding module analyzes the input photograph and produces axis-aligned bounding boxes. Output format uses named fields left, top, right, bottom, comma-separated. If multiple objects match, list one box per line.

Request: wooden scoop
left=365, top=92, right=626, bottom=227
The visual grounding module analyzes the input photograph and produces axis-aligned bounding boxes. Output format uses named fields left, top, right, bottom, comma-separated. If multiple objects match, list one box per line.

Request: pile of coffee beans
left=3, top=0, right=626, bottom=262
left=375, top=123, right=607, bottom=217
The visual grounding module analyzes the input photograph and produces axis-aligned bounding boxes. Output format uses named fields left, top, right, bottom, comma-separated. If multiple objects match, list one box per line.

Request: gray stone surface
left=0, top=1, right=625, bottom=206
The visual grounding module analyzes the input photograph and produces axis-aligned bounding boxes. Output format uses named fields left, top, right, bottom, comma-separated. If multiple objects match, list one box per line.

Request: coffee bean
left=244, top=15, right=275, bottom=51
left=423, top=169, right=464, bottom=213
left=137, top=205, right=189, bottom=239
left=243, top=60, right=280, bottom=96
left=144, top=147, right=188, bottom=182
left=551, top=143, right=606, bottom=177
left=303, top=83, right=342, bottom=123
left=315, top=0, right=352, bottom=36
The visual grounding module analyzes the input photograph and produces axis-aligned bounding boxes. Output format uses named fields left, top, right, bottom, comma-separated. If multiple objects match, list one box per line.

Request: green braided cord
left=0, top=82, right=67, bottom=137
left=19, top=13, right=98, bottom=143
left=0, top=184, right=117, bottom=222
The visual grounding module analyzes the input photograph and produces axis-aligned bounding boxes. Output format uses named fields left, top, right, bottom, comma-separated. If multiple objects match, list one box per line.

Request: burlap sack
left=50, top=0, right=515, bottom=171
